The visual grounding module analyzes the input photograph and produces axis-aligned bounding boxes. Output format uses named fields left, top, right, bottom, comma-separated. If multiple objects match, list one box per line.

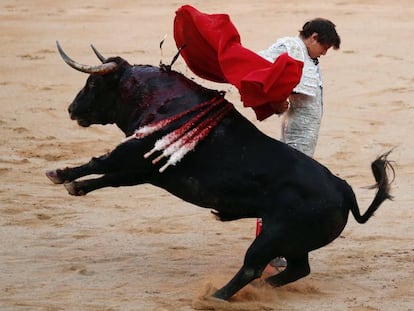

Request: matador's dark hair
left=300, top=18, right=341, bottom=49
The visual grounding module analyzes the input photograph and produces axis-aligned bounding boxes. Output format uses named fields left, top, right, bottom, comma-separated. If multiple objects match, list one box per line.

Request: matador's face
left=305, top=33, right=332, bottom=59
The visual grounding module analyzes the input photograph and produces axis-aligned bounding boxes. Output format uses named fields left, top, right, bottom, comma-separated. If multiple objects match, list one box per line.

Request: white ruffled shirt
left=258, top=37, right=323, bottom=157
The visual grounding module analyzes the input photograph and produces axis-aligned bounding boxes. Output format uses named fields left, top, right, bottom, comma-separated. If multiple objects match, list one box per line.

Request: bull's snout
left=67, top=103, right=91, bottom=127
left=67, top=104, right=75, bottom=120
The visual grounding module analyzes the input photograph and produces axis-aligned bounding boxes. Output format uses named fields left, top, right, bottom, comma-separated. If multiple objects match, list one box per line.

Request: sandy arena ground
left=1, top=1, right=413, bottom=310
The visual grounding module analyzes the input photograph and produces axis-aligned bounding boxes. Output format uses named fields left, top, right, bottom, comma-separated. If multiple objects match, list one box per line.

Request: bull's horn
left=90, top=44, right=107, bottom=63
left=56, top=41, right=117, bottom=74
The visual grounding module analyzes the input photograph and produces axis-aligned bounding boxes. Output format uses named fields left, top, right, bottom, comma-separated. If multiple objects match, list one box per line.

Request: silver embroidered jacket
left=258, top=37, right=323, bottom=157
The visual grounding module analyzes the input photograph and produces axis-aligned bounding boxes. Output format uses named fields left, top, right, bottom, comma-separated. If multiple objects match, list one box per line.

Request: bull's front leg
left=64, top=171, right=146, bottom=196
left=46, top=154, right=110, bottom=184
left=46, top=139, right=154, bottom=193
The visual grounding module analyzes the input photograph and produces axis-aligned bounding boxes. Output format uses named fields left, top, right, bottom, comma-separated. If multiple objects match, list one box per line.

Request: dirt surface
left=1, top=1, right=413, bottom=310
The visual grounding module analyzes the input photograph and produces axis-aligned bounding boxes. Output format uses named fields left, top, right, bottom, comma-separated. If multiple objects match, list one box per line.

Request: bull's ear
left=90, top=44, right=107, bottom=63
left=56, top=41, right=117, bottom=75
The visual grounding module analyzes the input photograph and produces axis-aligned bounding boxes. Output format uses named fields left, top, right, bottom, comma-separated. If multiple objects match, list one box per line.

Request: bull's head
left=57, top=41, right=130, bottom=127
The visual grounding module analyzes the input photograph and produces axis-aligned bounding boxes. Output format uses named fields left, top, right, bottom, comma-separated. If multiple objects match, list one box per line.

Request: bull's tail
left=350, top=150, right=394, bottom=224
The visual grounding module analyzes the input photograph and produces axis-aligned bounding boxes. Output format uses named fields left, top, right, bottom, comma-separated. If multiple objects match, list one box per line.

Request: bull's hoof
left=212, top=289, right=229, bottom=301
left=64, top=182, right=85, bottom=196
left=45, top=170, right=65, bottom=184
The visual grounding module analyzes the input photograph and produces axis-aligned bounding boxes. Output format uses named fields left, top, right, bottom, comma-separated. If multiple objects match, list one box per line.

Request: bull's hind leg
left=265, top=254, right=310, bottom=287
left=212, top=231, right=279, bottom=300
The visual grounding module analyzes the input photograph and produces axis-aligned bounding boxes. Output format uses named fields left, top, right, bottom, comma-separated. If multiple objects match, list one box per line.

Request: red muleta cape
left=173, top=5, right=303, bottom=121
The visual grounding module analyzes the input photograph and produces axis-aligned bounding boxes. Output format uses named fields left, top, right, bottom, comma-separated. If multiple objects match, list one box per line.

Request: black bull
left=46, top=42, right=394, bottom=300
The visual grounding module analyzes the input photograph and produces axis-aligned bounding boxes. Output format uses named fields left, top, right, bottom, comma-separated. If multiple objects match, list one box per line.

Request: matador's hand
left=270, top=100, right=289, bottom=115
